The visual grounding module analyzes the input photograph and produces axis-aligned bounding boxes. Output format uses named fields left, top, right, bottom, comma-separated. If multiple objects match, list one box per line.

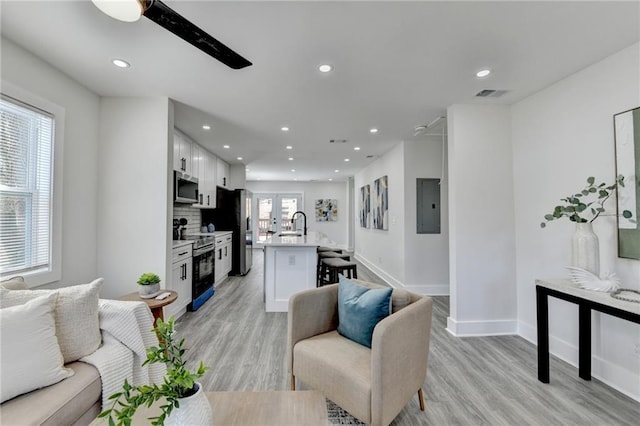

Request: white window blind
left=0, top=95, right=54, bottom=276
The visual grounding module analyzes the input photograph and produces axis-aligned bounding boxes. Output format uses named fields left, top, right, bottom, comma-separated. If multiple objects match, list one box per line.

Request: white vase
left=571, top=222, right=600, bottom=276
left=165, top=382, right=213, bottom=426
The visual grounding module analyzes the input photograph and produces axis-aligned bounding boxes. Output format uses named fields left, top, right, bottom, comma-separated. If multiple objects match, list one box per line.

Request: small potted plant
left=99, top=317, right=211, bottom=426
left=137, top=272, right=162, bottom=299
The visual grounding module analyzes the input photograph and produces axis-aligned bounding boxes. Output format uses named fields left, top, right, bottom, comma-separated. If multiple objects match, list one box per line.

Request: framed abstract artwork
left=359, top=185, right=370, bottom=228
left=315, top=199, right=338, bottom=221
left=614, top=106, right=640, bottom=259
left=373, top=176, right=388, bottom=230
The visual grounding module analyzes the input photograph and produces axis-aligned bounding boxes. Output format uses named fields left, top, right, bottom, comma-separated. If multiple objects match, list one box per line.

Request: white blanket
left=81, top=299, right=166, bottom=410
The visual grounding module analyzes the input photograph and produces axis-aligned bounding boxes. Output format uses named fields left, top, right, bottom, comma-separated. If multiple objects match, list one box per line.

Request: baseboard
left=403, top=283, right=450, bottom=295
left=518, top=321, right=640, bottom=402
left=353, top=253, right=404, bottom=288
left=446, top=316, right=517, bottom=336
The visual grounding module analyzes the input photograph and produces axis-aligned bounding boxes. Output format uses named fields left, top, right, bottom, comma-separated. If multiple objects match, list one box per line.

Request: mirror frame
left=613, top=106, right=640, bottom=260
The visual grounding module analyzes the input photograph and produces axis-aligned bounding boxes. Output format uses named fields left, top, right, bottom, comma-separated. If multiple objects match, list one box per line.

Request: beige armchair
left=287, top=280, right=433, bottom=426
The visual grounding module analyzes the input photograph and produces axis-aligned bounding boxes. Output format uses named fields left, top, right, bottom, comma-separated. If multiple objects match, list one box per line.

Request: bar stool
left=317, top=252, right=350, bottom=285
left=319, top=258, right=358, bottom=286
left=317, top=246, right=343, bottom=253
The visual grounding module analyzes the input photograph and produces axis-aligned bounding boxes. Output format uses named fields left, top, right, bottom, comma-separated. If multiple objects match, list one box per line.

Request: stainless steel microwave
left=174, top=171, right=198, bottom=204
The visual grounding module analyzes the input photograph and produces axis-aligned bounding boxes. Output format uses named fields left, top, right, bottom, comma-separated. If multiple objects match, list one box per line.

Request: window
left=0, top=86, right=62, bottom=284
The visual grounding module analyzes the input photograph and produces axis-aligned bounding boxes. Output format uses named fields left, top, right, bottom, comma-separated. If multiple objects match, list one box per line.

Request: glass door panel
left=253, top=193, right=302, bottom=243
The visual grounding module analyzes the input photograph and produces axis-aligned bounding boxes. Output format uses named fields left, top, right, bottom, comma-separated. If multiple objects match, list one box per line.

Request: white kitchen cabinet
left=216, top=157, right=230, bottom=189
left=173, top=130, right=192, bottom=175
left=192, top=148, right=217, bottom=208
left=168, top=244, right=193, bottom=319
left=214, top=232, right=233, bottom=284
left=190, top=143, right=200, bottom=183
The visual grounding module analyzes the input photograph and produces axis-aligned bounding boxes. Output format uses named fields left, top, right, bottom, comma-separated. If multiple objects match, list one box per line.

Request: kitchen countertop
left=263, top=231, right=338, bottom=248
left=186, top=231, right=233, bottom=237
left=172, top=240, right=193, bottom=249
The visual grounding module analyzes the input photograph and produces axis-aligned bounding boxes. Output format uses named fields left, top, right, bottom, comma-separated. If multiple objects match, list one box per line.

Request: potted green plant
left=98, top=317, right=211, bottom=426
left=540, top=175, right=634, bottom=276
left=137, top=272, right=162, bottom=299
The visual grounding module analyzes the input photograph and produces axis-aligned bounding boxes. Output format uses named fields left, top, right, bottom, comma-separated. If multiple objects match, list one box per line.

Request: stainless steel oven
left=190, top=238, right=215, bottom=311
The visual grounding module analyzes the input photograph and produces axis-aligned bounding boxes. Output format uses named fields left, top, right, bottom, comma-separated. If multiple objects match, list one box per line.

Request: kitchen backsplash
left=173, top=206, right=201, bottom=235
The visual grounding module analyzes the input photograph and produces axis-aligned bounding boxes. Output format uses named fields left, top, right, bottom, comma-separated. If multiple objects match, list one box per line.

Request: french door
left=254, top=193, right=303, bottom=244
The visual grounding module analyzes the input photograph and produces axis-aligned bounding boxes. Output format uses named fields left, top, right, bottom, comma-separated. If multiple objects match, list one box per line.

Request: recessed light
left=112, top=58, right=130, bottom=68
left=293, top=178, right=298, bottom=181
left=354, top=147, right=361, bottom=151
left=334, top=169, right=339, bottom=173
left=202, top=125, right=211, bottom=130
left=329, top=178, right=333, bottom=182
left=288, top=157, right=294, bottom=161
left=237, top=157, right=243, bottom=161
left=291, top=169, right=296, bottom=172
left=286, top=145, right=293, bottom=150
left=318, top=64, right=333, bottom=73
left=246, top=168, right=250, bottom=171
left=344, top=158, right=350, bottom=162
left=369, top=128, right=378, bottom=134
left=223, top=145, right=230, bottom=149
left=281, top=126, right=290, bottom=132
left=476, top=69, right=491, bottom=78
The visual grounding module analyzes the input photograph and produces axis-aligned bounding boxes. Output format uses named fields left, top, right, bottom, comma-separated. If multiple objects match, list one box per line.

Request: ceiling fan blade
left=143, top=0, right=252, bottom=70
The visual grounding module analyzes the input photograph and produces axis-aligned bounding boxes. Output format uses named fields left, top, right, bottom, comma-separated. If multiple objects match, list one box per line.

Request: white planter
left=571, top=222, right=600, bottom=276
left=165, top=382, right=213, bottom=426
left=138, top=282, right=161, bottom=299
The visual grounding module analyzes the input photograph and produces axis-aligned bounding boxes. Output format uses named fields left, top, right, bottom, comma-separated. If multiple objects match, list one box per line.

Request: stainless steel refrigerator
left=207, top=188, right=253, bottom=275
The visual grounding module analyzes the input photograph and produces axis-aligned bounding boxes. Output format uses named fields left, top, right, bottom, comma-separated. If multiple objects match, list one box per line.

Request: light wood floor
left=177, top=249, right=640, bottom=425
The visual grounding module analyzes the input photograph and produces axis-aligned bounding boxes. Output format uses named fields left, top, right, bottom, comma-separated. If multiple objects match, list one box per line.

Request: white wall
left=403, top=138, right=450, bottom=294
left=512, top=43, right=640, bottom=399
left=97, top=97, right=172, bottom=298
left=354, top=143, right=406, bottom=287
left=246, top=180, right=349, bottom=248
left=1, top=37, right=100, bottom=290
left=447, top=104, right=517, bottom=336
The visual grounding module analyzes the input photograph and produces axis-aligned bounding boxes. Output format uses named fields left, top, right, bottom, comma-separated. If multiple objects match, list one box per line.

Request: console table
left=536, top=279, right=640, bottom=383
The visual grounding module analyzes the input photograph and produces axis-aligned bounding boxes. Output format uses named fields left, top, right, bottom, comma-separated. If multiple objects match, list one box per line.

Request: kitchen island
left=263, top=231, right=339, bottom=312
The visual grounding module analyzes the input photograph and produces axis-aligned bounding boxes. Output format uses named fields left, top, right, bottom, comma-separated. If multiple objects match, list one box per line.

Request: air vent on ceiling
left=366, top=155, right=375, bottom=159
left=475, top=89, right=508, bottom=98
left=329, top=139, right=347, bottom=144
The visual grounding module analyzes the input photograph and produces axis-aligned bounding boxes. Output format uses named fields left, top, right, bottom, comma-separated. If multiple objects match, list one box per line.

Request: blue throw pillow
left=337, top=275, right=392, bottom=348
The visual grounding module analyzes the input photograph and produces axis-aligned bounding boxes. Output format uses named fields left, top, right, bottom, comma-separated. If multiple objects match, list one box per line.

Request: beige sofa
left=288, top=280, right=433, bottom=426
left=0, top=362, right=101, bottom=426
left=0, top=277, right=161, bottom=426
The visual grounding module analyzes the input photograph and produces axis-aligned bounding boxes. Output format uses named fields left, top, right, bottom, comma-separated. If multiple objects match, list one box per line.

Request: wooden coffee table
left=209, top=391, right=328, bottom=425
left=92, top=390, right=328, bottom=425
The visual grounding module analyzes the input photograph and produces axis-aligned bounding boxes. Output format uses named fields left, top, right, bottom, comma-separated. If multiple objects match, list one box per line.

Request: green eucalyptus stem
left=540, top=175, right=633, bottom=228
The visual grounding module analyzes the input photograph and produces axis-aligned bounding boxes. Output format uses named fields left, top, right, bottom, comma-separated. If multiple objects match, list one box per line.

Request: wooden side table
left=119, top=290, right=178, bottom=324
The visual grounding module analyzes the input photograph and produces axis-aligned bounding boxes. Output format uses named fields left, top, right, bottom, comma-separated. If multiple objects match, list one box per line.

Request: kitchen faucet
left=291, top=211, right=307, bottom=236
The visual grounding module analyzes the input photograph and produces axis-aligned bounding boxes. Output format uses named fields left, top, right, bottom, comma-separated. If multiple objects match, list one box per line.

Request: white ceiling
left=2, top=1, right=638, bottom=182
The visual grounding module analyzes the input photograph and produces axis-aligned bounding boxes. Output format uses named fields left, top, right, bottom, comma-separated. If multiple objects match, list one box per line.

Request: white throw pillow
left=0, top=278, right=103, bottom=363
left=0, top=276, right=27, bottom=290
left=0, top=293, right=73, bottom=403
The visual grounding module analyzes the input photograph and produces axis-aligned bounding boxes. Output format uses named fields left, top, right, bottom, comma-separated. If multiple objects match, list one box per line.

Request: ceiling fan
left=414, top=116, right=446, bottom=136
left=91, top=0, right=252, bottom=70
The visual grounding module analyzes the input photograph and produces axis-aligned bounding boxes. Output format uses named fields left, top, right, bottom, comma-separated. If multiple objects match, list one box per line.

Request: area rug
left=327, top=400, right=365, bottom=425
